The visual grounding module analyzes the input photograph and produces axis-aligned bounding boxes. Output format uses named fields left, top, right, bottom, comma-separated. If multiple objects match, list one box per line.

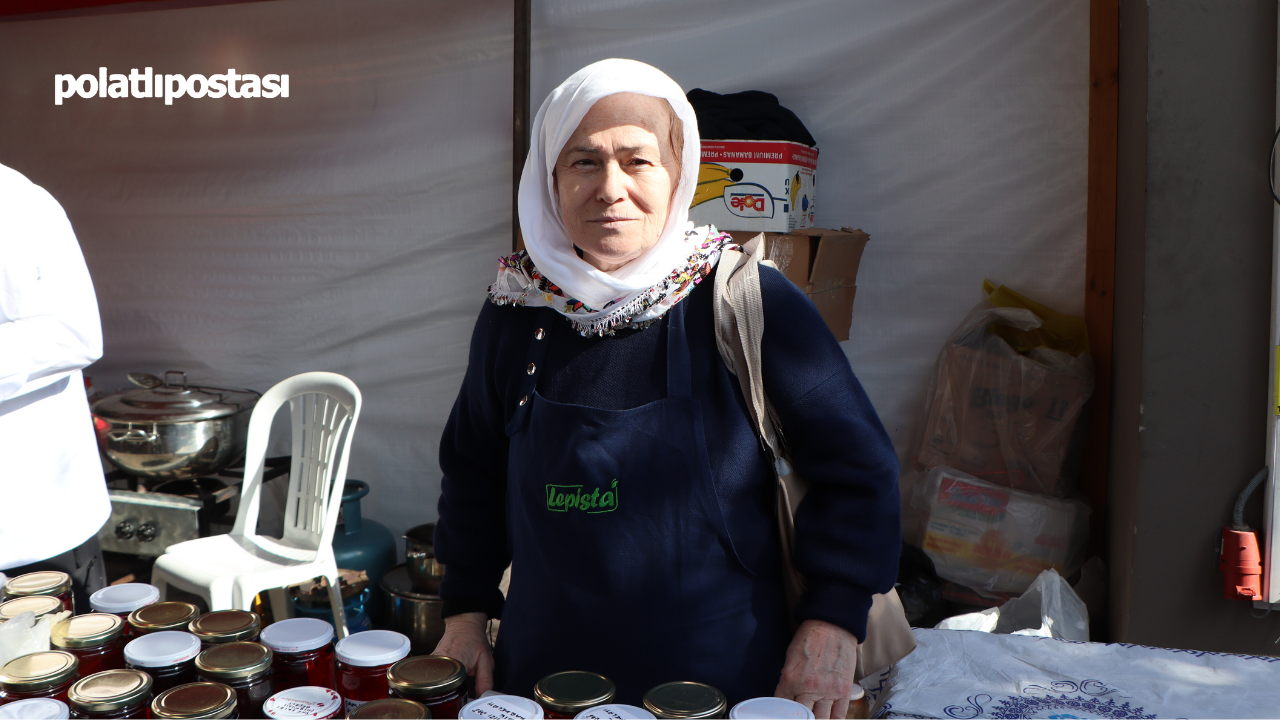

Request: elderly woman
left=432, top=59, right=899, bottom=719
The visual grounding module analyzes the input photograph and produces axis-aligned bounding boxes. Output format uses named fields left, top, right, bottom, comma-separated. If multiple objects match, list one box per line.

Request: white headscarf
left=494, top=59, right=727, bottom=334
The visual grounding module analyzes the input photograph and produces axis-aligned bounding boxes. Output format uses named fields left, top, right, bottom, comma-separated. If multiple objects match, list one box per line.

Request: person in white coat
left=0, top=162, right=111, bottom=609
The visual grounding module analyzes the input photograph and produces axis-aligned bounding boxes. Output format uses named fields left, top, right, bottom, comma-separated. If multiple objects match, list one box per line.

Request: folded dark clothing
left=686, top=88, right=817, bottom=147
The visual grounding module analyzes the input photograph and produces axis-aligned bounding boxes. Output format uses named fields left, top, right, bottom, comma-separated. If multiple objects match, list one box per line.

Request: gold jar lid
left=0, top=650, right=79, bottom=693
left=68, top=668, right=153, bottom=713
left=189, top=610, right=262, bottom=644
left=152, top=682, right=238, bottom=719
left=0, top=595, right=65, bottom=623
left=195, top=641, right=272, bottom=680
left=643, top=682, right=728, bottom=719
left=350, top=698, right=430, bottom=719
left=4, top=571, right=71, bottom=598
left=535, top=670, right=617, bottom=714
left=129, top=601, right=200, bottom=634
left=52, top=613, right=125, bottom=649
left=387, top=655, right=466, bottom=696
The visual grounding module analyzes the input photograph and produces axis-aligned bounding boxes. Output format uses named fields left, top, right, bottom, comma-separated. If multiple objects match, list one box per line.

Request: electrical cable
left=1233, top=467, right=1268, bottom=532
left=1270, top=125, right=1280, bottom=205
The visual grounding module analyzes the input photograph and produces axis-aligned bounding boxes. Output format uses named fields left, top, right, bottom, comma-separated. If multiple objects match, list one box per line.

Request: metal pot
left=403, top=523, right=445, bottom=593
left=91, top=371, right=260, bottom=480
left=380, top=564, right=445, bottom=655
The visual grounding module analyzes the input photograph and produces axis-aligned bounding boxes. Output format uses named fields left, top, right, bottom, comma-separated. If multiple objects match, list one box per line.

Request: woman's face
left=554, top=93, right=679, bottom=274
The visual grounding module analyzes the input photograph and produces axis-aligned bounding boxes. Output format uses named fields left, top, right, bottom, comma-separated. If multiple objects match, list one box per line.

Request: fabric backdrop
left=0, top=0, right=1086, bottom=547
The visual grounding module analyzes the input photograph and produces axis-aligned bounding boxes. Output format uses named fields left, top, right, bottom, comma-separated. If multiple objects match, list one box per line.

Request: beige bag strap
left=713, top=235, right=916, bottom=681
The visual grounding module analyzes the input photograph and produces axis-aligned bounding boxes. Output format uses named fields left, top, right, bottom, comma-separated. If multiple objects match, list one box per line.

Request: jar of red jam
left=387, top=655, right=466, bottom=718
left=334, top=630, right=410, bottom=716
left=0, top=596, right=66, bottom=625
left=460, top=695, right=545, bottom=719
left=127, top=602, right=199, bottom=636
left=575, top=704, right=656, bottom=719
left=0, top=651, right=79, bottom=705
left=262, top=686, right=343, bottom=720
left=88, top=586, right=159, bottom=638
left=0, top=697, right=70, bottom=718
left=189, top=611, right=262, bottom=648
left=151, top=682, right=238, bottom=719
left=66, top=669, right=153, bottom=719
left=259, top=618, right=336, bottom=692
left=350, top=697, right=430, bottom=719
left=641, top=683, right=727, bottom=719
left=51, top=615, right=126, bottom=678
left=535, top=672, right=616, bottom=719
left=123, top=631, right=202, bottom=695
left=195, top=641, right=274, bottom=718
left=3, top=572, right=74, bottom=614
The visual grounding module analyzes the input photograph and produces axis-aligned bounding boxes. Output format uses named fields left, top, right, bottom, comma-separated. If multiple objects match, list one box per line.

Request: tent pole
left=513, top=0, right=531, bottom=252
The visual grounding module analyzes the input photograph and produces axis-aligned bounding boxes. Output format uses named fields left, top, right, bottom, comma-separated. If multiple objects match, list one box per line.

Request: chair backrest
left=233, top=372, right=362, bottom=556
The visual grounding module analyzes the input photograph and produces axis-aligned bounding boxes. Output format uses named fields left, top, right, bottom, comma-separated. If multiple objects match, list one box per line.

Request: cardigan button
left=534, top=328, right=545, bottom=340
left=519, top=395, right=528, bottom=406
left=527, top=363, right=536, bottom=375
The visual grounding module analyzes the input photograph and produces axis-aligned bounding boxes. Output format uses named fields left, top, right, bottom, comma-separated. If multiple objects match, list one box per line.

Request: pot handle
left=163, top=370, right=188, bottom=389
left=108, top=428, right=159, bottom=443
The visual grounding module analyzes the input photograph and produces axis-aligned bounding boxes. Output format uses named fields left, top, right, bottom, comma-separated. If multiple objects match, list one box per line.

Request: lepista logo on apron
left=545, top=479, right=619, bottom=513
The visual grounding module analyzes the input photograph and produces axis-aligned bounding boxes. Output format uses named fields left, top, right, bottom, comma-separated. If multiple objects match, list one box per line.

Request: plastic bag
left=912, top=283, right=1094, bottom=497
left=935, top=568, right=1089, bottom=641
left=0, top=609, right=68, bottom=668
left=915, top=465, right=1090, bottom=593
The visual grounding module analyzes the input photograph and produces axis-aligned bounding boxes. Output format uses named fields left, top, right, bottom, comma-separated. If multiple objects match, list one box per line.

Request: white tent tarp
left=0, top=0, right=1086, bottom=544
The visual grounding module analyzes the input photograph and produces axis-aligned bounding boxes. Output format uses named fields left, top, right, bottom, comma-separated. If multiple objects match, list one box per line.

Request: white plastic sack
left=935, top=568, right=1088, bottom=641
left=863, top=628, right=1280, bottom=719
left=0, top=609, right=69, bottom=667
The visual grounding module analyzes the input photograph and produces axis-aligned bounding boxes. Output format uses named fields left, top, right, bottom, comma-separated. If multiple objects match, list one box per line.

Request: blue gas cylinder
left=331, top=480, right=398, bottom=616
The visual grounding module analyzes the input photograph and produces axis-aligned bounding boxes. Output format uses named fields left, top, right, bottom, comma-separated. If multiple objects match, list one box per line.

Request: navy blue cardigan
left=434, top=263, right=901, bottom=642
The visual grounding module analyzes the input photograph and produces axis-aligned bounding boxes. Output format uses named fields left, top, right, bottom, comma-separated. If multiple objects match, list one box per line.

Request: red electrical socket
left=1219, top=526, right=1262, bottom=600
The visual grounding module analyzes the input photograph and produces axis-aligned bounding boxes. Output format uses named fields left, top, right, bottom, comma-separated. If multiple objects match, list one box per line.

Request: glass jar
left=262, top=686, right=343, bottom=719
left=575, top=705, right=657, bottom=719
left=66, top=668, right=152, bottom=718
left=189, top=611, right=262, bottom=648
left=334, top=630, right=410, bottom=715
left=846, top=686, right=869, bottom=720
left=0, top=596, right=66, bottom=624
left=3, top=572, right=74, bottom=614
left=642, top=683, right=727, bottom=719
left=88, top=586, right=159, bottom=639
left=259, top=618, right=336, bottom=693
left=535, top=672, right=616, bottom=719
left=350, top=698, right=429, bottom=719
left=386, top=655, right=466, bottom=718
left=0, top=698, right=70, bottom=718
left=52, top=615, right=126, bottom=678
left=123, top=631, right=202, bottom=695
left=0, top=651, right=79, bottom=705
left=127, top=602, right=199, bottom=636
left=460, top=695, right=545, bottom=719
left=194, top=641, right=274, bottom=719
left=727, top=698, right=813, bottom=719
left=151, top=682, right=239, bottom=719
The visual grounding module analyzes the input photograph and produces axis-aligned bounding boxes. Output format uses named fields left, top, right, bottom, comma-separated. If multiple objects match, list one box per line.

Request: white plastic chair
left=151, top=372, right=362, bottom=638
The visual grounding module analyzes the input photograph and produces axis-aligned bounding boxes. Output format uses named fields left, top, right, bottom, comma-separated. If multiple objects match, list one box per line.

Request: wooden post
left=513, top=0, right=531, bottom=252
left=1084, top=0, right=1120, bottom=559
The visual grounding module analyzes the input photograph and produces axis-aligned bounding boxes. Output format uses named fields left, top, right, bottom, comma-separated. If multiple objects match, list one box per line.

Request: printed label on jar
left=344, top=697, right=369, bottom=716
left=460, top=695, right=544, bottom=719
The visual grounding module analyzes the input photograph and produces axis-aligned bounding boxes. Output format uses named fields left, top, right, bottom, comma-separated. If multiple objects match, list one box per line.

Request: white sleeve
left=0, top=167, right=103, bottom=403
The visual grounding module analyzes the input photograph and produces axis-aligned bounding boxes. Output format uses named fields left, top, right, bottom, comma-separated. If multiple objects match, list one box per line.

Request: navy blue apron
left=495, top=302, right=791, bottom=706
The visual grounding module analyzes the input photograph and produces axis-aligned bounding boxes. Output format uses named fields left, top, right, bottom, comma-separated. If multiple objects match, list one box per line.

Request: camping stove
left=98, top=457, right=290, bottom=556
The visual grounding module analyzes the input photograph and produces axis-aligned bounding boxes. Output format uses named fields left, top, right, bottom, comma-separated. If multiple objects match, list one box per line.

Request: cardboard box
left=728, top=227, right=867, bottom=341
left=915, top=342, right=1092, bottom=496
left=691, top=139, right=818, bottom=233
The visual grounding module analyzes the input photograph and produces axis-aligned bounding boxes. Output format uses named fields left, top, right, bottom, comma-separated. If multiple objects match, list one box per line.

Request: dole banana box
left=691, top=139, right=818, bottom=233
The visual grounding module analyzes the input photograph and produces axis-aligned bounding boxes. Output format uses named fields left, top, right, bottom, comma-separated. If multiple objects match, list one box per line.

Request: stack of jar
left=1, top=572, right=861, bottom=719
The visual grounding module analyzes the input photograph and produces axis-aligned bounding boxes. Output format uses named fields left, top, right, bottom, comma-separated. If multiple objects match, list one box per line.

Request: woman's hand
left=431, top=612, right=495, bottom=695
left=774, top=619, right=859, bottom=719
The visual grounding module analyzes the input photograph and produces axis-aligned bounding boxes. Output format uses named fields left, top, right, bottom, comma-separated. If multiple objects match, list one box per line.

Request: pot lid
left=92, top=371, right=259, bottom=423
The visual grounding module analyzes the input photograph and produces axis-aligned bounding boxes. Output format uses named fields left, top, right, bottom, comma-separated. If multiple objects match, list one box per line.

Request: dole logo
left=723, top=182, right=778, bottom=218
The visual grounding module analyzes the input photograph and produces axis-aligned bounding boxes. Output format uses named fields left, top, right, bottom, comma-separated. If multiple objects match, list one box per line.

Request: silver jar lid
left=92, top=371, right=259, bottom=424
